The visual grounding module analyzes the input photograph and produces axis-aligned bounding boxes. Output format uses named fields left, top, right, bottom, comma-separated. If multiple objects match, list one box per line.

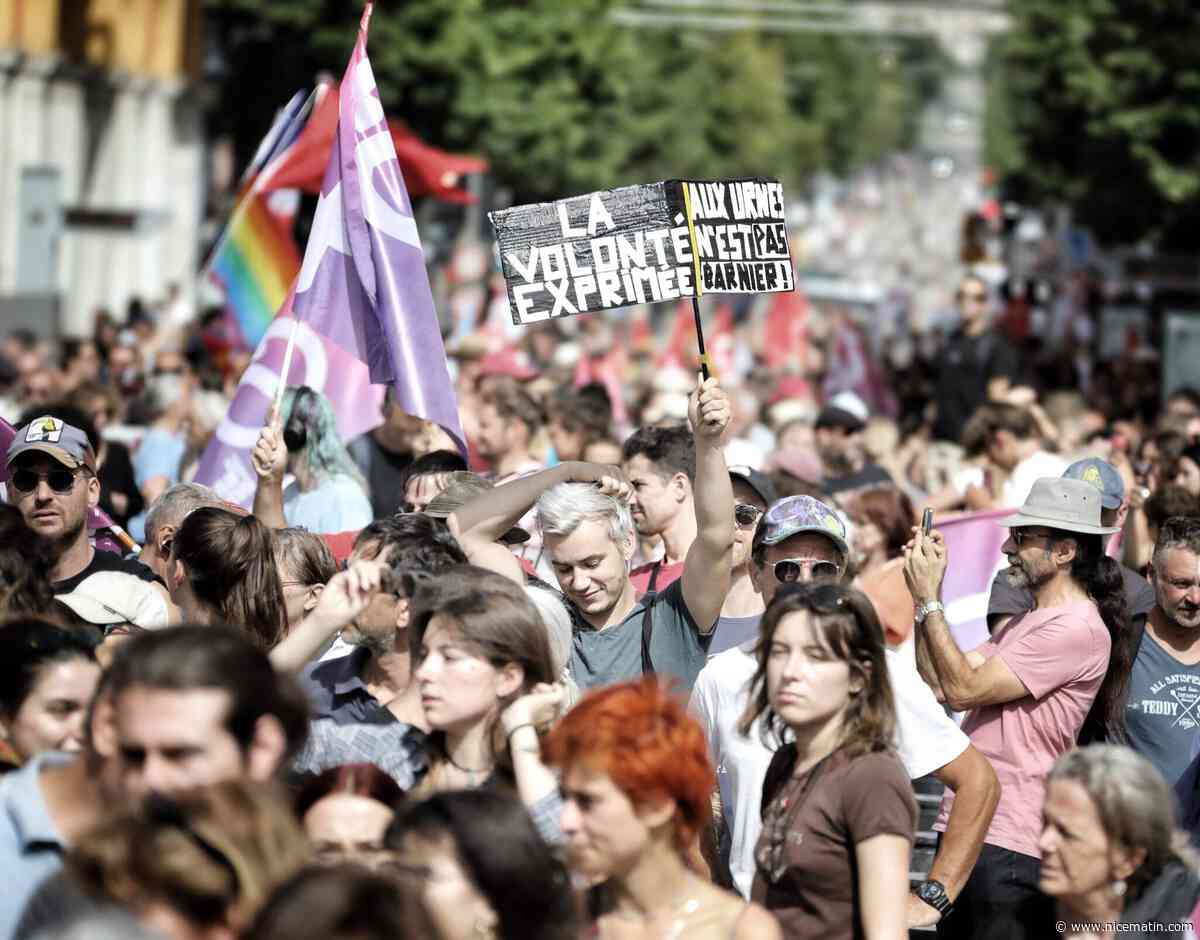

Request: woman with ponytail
left=168, top=506, right=288, bottom=649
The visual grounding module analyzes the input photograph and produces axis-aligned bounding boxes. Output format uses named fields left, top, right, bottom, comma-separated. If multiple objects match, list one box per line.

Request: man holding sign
left=453, top=378, right=734, bottom=692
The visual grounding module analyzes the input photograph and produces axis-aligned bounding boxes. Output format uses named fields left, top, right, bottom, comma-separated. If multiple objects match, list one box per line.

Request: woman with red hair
left=543, top=677, right=780, bottom=939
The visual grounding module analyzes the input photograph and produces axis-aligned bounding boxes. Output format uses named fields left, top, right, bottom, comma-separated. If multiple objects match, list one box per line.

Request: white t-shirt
left=1003, top=450, right=1069, bottom=509
left=689, top=639, right=970, bottom=898
left=689, top=641, right=770, bottom=899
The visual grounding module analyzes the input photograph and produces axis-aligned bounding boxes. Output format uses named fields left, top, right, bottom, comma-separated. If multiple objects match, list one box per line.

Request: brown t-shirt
left=751, top=745, right=916, bottom=939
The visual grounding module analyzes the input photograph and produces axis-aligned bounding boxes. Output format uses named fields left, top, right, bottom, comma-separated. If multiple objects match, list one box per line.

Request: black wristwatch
left=914, top=879, right=953, bottom=917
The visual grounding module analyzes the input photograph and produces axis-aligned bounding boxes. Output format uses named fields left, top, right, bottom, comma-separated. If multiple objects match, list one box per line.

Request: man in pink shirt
left=904, top=477, right=1130, bottom=940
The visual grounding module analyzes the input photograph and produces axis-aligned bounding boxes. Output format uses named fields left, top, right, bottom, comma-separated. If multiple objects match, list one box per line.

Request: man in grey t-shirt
left=1126, top=517, right=1200, bottom=784
left=452, top=378, right=736, bottom=692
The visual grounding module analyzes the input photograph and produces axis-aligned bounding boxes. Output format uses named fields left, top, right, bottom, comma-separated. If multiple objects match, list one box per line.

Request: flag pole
left=269, top=315, right=300, bottom=424
left=681, top=182, right=711, bottom=380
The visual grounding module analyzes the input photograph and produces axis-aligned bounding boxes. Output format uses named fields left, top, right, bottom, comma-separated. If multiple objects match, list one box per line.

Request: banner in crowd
left=937, top=507, right=1012, bottom=652
left=490, top=178, right=794, bottom=325
left=194, top=2, right=464, bottom=505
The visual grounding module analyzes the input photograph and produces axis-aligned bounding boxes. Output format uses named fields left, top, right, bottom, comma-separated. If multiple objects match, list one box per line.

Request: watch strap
left=916, top=879, right=953, bottom=916
left=915, top=600, right=945, bottom=624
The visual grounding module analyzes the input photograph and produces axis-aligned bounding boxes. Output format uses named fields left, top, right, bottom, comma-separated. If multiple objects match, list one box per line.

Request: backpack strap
left=641, top=561, right=662, bottom=675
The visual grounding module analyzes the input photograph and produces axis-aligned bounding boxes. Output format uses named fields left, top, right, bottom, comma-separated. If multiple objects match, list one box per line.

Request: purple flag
left=192, top=294, right=385, bottom=508
left=291, top=3, right=464, bottom=453
left=938, top=508, right=1012, bottom=652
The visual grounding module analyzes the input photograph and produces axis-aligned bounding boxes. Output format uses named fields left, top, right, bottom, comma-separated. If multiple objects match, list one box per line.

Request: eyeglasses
left=735, top=503, right=763, bottom=529
left=957, top=290, right=988, bottom=303
left=773, top=558, right=841, bottom=583
left=1010, top=528, right=1054, bottom=548
left=9, top=467, right=79, bottom=494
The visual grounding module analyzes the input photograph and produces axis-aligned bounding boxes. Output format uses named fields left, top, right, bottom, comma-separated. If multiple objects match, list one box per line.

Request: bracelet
left=506, top=722, right=537, bottom=740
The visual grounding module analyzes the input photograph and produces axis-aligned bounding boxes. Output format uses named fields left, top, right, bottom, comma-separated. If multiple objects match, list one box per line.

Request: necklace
left=444, top=750, right=493, bottom=785
left=758, top=748, right=835, bottom=882
left=613, top=894, right=709, bottom=940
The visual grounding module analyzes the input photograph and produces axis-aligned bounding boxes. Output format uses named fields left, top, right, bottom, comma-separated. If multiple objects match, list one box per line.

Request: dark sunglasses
left=773, top=558, right=841, bottom=583
left=1010, top=527, right=1055, bottom=548
left=957, top=289, right=987, bottom=302
left=735, top=503, right=763, bottom=529
left=10, top=467, right=79, bottom=494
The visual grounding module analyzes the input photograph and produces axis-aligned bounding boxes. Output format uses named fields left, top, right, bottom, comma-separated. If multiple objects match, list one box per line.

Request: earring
left=1110, top=879, right=1127, bottom=898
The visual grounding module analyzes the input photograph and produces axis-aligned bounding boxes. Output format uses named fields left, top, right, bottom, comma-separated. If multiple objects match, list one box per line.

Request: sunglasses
left=9, top=467, right=79, bottom=494
left=773, top=558, right=841, bottom=583
left=957, top=290, right=988, bottom=302
left=735, top=503, right=763, bottom=529
left=1010, top=528, right=1055, bottom=548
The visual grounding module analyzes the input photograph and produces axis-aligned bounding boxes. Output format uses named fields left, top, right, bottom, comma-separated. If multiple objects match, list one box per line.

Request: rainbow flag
left=208, top=190, right=301, bottom=349
left=204, top=90, right=314, bottom=350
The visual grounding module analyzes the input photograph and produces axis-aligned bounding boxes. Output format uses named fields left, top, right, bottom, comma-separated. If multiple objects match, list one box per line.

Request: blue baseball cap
left=1062, top=457, right=1124, bottom=511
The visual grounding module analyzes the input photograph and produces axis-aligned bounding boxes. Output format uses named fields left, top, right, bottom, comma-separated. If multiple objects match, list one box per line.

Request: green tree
left=204, top=0, right=936, bottom=203
left=988, top=0, right=1200, bottom=248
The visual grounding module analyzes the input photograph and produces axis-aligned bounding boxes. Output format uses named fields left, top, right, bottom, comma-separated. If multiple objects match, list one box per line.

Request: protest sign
left=490, top=178, right=794, bottom=326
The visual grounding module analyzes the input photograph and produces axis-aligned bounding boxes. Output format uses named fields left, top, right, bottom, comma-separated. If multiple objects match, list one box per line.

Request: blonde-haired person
left=1040, top=746, right=1200, bottom=937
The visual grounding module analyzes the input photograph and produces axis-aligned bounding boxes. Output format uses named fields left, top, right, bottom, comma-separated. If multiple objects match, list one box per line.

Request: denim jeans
left=936, top=841, right=1055, bottom=940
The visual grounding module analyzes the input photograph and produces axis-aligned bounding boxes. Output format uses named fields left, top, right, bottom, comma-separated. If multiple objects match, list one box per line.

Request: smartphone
left=922, top=508, right=934, bottom=536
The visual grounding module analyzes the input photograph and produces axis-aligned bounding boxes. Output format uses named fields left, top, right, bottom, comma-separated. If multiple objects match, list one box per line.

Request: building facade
left=0, top=0, right=204, bottom=336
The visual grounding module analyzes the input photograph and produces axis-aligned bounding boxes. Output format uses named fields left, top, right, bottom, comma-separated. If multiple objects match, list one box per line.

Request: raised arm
left=269, top=560, right=386, bottom=672
left=251, top=419, right=288, bottom=529
left=451, top=461, right=629, bottom=544
left=680, top=377, right=735, bottom=632
left=904, top=530, right=1029, bottom=711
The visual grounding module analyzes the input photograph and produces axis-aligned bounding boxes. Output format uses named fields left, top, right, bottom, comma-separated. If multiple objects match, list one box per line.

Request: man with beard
left=987, top=458, right=1155, bottom=637
left=905, top=478, right=1128, bottom=939
left=6, top=416, right=162, bottom=595
left=300, top=514, right=467, bottom=724
left=813, top=393, right=892, bottom=496
left=1126, top=516, right=1200, bottom=785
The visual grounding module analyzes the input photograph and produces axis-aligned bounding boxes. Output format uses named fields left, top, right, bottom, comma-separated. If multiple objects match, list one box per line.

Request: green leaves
left=205, top=0, right=936, bottom=204
left=990, top=0, right=1200, bottom=247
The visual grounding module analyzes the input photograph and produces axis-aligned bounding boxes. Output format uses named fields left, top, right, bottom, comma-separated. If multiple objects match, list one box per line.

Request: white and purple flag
left=292, top=2, right=463, bottom=451
left=195, top=4, right=464, bottom=507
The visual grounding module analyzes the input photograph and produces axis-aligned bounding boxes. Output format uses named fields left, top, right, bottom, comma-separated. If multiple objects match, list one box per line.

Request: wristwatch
left=914, top=600, right=945, bottom=624
left=914, top=879, right=953, bottom=916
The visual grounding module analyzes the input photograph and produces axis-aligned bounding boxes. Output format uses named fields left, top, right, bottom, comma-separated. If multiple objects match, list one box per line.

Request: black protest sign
left=489, top=178, right=793, bottom=325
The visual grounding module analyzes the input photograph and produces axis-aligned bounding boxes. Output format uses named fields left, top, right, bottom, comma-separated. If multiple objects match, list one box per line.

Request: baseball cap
left=424, top=472, right=531, bottom=546
left=6, top=416, right=97, bottom=473
left=1062, top=457, right=1124, bottom=511
left=815, top=391, right=869, bottom=434
left=759, top=494, right=850, bottom=560
left=728, top=465, right=778, bottom=507
left=57, top=571, right=170, bottom=632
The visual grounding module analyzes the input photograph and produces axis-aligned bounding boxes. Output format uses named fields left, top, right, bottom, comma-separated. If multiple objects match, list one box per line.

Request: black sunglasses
left=1010, top=528, right=1055, bottom=548
left=773, top=558, right=841, bottom=583
left=735, top=503, right=763, bottom=529
left=10, top=467, right=79, bottom=494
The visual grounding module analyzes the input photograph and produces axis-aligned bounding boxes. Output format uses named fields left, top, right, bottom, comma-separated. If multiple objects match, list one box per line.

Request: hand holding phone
left=922, top=508, right=934, bottom=536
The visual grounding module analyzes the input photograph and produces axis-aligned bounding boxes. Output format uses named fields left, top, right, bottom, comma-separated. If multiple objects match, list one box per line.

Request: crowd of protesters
left=2, top=267, right=1200, bottom=940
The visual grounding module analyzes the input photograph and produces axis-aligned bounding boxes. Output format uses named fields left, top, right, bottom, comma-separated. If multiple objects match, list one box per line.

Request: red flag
left=763, top=287, right=809, bottom=370
left=259, top=85, right=487, bottom=204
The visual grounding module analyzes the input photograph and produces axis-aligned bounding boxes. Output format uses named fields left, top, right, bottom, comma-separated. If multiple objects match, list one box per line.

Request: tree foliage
left=204, top=0, right=937, bottom=203
left=988, top=0, right=1200, bottom=248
